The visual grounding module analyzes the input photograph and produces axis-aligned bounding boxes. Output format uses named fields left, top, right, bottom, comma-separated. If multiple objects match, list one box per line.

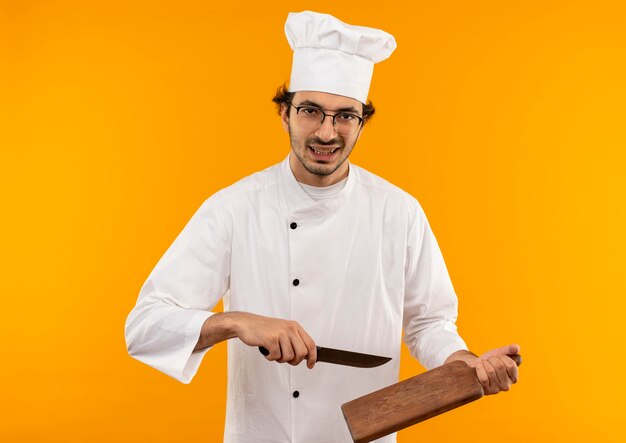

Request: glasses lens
left=295, top=107, right=323, bottom=130
left=334, top=113, right=361, bottom=135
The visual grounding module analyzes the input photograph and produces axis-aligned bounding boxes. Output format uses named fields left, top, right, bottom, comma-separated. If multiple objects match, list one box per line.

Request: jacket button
left=292, top=279, right=300, bottom=286
left=290, top=222, right=297, bottom=229
left=292, top=391, right=300, bottom=398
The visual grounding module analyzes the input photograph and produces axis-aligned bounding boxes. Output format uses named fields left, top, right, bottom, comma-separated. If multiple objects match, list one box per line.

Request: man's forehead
left=292, top=91, right=363, bottom=111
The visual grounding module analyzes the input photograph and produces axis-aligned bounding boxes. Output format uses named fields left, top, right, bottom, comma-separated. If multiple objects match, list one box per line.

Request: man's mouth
left=308, top=145, right=340, bottom=157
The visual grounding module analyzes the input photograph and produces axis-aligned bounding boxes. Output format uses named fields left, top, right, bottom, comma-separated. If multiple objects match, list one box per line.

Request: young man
left=125, top=11, right=519, bottom=442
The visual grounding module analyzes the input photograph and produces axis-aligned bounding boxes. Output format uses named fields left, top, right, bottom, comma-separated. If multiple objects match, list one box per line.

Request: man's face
left=281, top=91, right=364, bottom=186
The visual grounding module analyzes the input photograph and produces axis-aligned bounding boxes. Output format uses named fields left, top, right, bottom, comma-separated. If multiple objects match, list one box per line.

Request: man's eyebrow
left=296, top=100, right=361, bottom=114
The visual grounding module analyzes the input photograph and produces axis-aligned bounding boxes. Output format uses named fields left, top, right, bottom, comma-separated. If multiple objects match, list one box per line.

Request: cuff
left=177, top=310, right=215, bottom=383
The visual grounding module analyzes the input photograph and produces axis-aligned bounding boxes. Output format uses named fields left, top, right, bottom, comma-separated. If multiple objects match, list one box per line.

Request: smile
left=309, top=146, right=340, bottom=156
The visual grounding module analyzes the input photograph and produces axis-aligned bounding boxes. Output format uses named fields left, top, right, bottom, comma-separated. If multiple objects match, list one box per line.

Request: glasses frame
left=288, top=102, right=364, bottom=134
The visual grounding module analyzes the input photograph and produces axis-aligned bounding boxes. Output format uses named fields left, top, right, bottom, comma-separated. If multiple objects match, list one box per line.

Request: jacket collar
left=278, top=154, right=356, bottom=218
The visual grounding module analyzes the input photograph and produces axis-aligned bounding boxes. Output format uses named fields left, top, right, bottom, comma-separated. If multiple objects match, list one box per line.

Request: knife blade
left=259, top=346, right=391, bottom=368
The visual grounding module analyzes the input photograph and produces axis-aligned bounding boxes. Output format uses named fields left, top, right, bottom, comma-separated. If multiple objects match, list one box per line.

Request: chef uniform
left=125, top=11, right=468, bottom=443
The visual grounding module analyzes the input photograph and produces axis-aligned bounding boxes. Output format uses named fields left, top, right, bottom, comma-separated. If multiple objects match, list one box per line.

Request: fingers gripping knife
left=341, top=354, right=522, bottom=443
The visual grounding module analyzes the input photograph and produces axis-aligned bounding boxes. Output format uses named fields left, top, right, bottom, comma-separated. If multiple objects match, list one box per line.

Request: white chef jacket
left=125, top=155, right=468, bottom=443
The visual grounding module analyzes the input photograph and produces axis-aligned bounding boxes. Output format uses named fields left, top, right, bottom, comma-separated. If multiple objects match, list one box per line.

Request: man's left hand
left=445, top=344, right=520, bottom=395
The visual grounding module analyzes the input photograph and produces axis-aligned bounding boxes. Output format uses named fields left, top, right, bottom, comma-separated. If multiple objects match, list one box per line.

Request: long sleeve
left=402, top=201, right=468, bottom=370
left=125, top=197, right=231, bottom=383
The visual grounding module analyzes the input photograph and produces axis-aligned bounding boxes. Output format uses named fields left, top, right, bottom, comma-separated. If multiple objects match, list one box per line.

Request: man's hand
left=235, top=312, right=317, bottom=369
left=195, top=312, right=317, bottom=369
left=445, top=344, right=520, bottom=395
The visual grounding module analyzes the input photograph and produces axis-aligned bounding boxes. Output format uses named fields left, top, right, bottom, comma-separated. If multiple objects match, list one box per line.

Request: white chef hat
left=285, top=11, right=397, bottom=104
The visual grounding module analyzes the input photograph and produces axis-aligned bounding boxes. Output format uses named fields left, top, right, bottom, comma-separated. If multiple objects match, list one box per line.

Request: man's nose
left=315, top=115, right=338, bottom=141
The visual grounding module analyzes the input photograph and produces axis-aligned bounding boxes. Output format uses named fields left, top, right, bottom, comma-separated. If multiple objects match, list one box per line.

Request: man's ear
left=280, top=103, right=290, bottom=133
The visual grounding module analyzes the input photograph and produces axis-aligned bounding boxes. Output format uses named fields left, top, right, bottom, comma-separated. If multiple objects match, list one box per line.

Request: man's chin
left=305, top=156, right=349, bottom=177
left=303, top=164, right=336, bottom=177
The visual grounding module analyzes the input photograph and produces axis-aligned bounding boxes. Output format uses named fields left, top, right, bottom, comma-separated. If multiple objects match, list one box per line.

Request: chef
left=125, top=10, right=520, bottom=443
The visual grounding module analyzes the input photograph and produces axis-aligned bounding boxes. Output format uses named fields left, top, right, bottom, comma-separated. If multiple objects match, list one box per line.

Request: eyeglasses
left=289, top=103, right=363, bottom=135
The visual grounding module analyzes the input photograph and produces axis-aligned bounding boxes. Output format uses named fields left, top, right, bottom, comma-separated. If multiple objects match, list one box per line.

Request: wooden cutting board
left=341, top=355, right=521, bottom=443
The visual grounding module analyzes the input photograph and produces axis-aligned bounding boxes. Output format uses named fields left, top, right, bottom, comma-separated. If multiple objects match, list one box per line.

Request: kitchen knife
left=258, top=346, right=391, bottom=368
left=341, top=354, right=522, bottom=443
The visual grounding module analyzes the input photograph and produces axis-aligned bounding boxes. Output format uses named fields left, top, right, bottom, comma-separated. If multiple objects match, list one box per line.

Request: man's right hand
left=195, top=311, right=317, bottom=369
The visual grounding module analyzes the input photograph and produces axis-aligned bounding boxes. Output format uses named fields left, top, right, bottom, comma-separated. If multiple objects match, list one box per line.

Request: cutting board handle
left=508, top=354, right=522, bottom=366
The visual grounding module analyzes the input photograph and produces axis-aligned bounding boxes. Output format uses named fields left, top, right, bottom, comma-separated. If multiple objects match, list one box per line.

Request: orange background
left=1, top=1, right=625, bottom=441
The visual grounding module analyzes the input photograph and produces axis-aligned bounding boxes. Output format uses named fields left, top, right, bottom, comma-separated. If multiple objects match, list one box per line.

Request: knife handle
left=258, top=346, right=319, bottom=357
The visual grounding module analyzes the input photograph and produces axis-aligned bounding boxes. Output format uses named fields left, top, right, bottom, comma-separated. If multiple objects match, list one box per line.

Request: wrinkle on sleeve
left=125, top=197, right=231, bottom=383
left=402, top=201, right=468, bottom=370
